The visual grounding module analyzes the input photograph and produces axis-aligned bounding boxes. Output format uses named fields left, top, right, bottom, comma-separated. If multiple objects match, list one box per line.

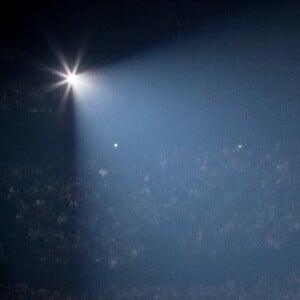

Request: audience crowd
left=0, top=88, right=300, bottom=298
left=1, top=278, right=300, bottom=299
left=0, top=84, right=57, bottom=113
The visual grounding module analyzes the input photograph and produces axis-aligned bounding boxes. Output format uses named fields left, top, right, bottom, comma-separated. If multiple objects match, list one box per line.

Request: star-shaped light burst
left=45, top=48, right=85, bottom=101
left=56, top=61, right=82, bottom=100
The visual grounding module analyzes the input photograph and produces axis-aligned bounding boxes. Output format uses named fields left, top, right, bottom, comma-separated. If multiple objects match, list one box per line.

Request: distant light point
left=114, top=143, right=118, bottom=148
left=238, top=144, right=243, bottom=149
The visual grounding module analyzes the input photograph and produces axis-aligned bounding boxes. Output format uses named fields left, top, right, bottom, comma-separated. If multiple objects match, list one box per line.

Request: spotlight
left=67, top=73, right=79, bottom=86
left=45, top=49, right=86, bottom=99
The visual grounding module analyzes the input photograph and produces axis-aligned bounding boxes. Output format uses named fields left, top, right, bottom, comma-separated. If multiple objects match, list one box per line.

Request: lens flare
left=43, top=46, right=87, bottom=101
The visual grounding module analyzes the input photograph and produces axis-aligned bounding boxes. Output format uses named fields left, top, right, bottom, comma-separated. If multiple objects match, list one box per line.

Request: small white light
left=114, top=143, right=118, bottom=148
left=238, top=144, right=243, bottom=149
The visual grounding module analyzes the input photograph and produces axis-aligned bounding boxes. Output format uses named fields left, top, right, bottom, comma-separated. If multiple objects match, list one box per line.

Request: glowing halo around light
left=66, top=72, right=79, bottom=86
left=43, top=47, right=90, bottom=101
left=60, top=70, right=84, bottom=92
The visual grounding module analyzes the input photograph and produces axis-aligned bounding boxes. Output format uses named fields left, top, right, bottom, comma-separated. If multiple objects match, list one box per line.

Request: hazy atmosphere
left=1, top=1, right=300, bottom=298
